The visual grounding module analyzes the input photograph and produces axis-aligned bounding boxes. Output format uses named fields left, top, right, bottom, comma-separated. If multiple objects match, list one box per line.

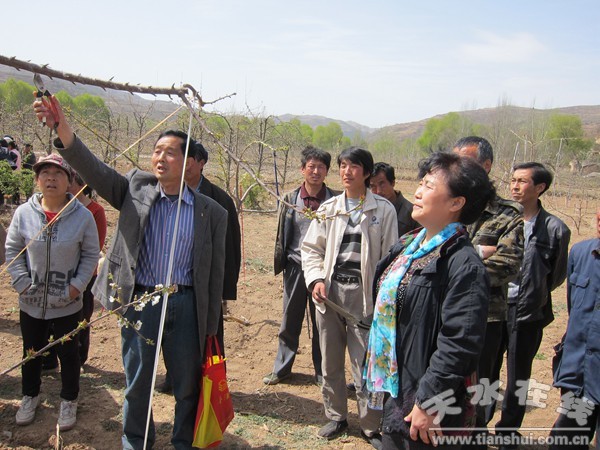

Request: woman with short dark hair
left=364, top=152, right=495, bottom=449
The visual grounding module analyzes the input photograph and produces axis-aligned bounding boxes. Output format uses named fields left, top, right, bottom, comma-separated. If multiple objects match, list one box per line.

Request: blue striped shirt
left=135, top=185, right=195, bottom=287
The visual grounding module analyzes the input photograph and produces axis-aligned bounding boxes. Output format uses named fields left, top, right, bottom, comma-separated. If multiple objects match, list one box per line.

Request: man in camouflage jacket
left=454, top=137, right=524, bottom=446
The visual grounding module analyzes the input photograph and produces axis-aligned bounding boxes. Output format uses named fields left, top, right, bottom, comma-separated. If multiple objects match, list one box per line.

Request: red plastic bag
left=192, top=336, right=234, bottom=448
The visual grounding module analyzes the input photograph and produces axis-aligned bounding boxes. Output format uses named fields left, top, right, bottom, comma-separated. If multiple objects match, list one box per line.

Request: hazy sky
left=3, top=0, right=599, bottom=128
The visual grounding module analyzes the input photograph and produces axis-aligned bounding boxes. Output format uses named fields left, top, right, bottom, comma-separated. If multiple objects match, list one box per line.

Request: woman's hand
left=404, top=403, right=443, bottom=446
left=19, top=284, right=32, bottom=295
left=69, top=285, right=81, bottom=300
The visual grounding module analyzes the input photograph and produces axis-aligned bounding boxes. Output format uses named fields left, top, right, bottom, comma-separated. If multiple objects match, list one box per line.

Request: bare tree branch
left=1, top=54, right=189, bottom=99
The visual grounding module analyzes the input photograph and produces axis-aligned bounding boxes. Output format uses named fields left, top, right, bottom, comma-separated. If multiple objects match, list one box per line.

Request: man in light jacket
left=302, top=147, right=397, bottom=449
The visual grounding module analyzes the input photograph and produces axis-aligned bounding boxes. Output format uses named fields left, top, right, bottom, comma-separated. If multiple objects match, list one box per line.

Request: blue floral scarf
left=363, top=222, right=461, bottom=398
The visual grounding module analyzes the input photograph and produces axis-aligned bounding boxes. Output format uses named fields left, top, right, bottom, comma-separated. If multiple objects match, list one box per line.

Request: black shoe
left=155, top=379, right=173, bottom=395
left=346, top=382, right=356, bottom=392
left=317, top=419, right=348, bottom=439
left=361, top=431, right=383, bottom=450
left=262, top=372, right=291, bottom=385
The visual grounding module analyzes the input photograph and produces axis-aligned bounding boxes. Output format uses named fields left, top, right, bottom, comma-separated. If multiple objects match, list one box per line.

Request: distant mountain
left=276, top=114, right=376, bottom=138
left=2, top=64, right=599, bottom=142
left=279, top=105, right=600, bottom=144
left=372, top=105, right=600, bottom=143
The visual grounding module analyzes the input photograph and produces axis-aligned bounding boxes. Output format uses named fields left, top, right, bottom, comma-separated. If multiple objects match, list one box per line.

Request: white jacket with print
left=301, top=189, right=398, bottom=318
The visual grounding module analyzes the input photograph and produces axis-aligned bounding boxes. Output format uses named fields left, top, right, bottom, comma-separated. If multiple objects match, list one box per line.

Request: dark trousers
left=122, top=288, right=201, bottom=450
left=272, top=261, right=321, bottom=378
left=217, top=305, right=225, bottom=358
left=465, top=321, right=507, bottom=450
left=162, top=302, right=225, bottom=389
left=20, top=309, right=82, bottom=401
left=477, top=321, right=508, bottom=425
left=78, top=275, right=97, bottom=365
left=496, top=305, right=544, bottom=433
left=549, top=392, right=599, bottom=450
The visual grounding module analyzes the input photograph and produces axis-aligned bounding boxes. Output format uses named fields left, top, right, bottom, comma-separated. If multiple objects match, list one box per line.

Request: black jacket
left=273, top=185, right=338, bottom=275
left=198, top=176, right=242, bottom=300
left=513, top=202, right=570, bottom=326
left=374, top=229, right=490, bottom=435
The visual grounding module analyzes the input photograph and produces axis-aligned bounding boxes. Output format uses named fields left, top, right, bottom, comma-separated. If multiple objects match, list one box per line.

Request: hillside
left=2, top=65, right=599, bottom=142
left=277, top=113, right=375, bottom=138
left=373, top=105, right=600, bottom=143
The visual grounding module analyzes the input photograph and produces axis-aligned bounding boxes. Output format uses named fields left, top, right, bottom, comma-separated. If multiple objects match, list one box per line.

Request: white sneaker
left=57, top=399, right=78, bottom=431
left=15, top=395, right=40, bottom=425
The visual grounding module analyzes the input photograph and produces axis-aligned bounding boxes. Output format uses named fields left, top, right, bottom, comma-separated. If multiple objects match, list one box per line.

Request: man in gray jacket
left=34, top=96, right=227, bottom=450
left=453, top=137, right=523, bottom=449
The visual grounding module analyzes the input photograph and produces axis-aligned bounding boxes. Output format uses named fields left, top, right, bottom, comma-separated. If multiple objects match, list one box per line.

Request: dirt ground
left=0, top=176, right=597, bottom=450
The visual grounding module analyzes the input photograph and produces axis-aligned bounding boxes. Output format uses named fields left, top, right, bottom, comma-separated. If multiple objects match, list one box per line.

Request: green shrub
left=240, top=172, right=263, bottom=209
left=20, top=169, right=35, bottom=198
left=0, top=162, right=36, bottom=200
left=0, top=161, right=18, bottom=197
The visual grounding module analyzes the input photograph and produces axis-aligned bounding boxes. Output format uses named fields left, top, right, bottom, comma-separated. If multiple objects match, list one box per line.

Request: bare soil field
left=0, top=175, right=597, bottom=450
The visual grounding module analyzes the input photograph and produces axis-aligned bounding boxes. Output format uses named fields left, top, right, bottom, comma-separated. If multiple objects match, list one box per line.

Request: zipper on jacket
left=42, top=221, right=53, bottom=320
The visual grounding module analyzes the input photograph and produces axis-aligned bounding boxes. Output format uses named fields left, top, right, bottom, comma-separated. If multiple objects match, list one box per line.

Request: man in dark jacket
left=496, top=162, right=570, bottom=448
left=186, top=141, right=241, bottom=349
left=453, top=136, right=524, bottom=448
left=369, top=162, right=419, bottom=237
left=22, top=144, right=37, bottom=170
left=185, top=141, right=241, bottom=305
left=264, top=146, right=337, bottom=386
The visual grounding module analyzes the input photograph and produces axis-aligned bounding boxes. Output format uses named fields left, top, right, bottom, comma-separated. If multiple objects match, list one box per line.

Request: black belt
left=332, top=273, right=360, bottom=284
left=134, top=284, right=193, bottom=294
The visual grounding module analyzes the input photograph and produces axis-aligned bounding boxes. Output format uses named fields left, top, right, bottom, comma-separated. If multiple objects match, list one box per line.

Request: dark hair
left=418, top=152, right=496, bottom=224
left=301, top=146, right=331, bottom=170
left=454, top=136, right=494, bottom=165
left=0, top=139, right=7, bottom=147
left=25, top=143, right=32, bottom=149
left=372, top=162, right=395, bottom=183
left=337, top=147, right=374, bottom=187
left=512, top=162, right=553, bottom=195
left=189, top=141, right=209, bottom=163
left=8, top=142, right=17, bottom=150
left=155, top=130, right=190, bottom=155
left=72, top=172, right=94, bottom=198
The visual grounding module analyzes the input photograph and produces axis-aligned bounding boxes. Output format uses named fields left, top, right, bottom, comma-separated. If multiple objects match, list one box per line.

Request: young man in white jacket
left=301, top=147, right=398, bottom=448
